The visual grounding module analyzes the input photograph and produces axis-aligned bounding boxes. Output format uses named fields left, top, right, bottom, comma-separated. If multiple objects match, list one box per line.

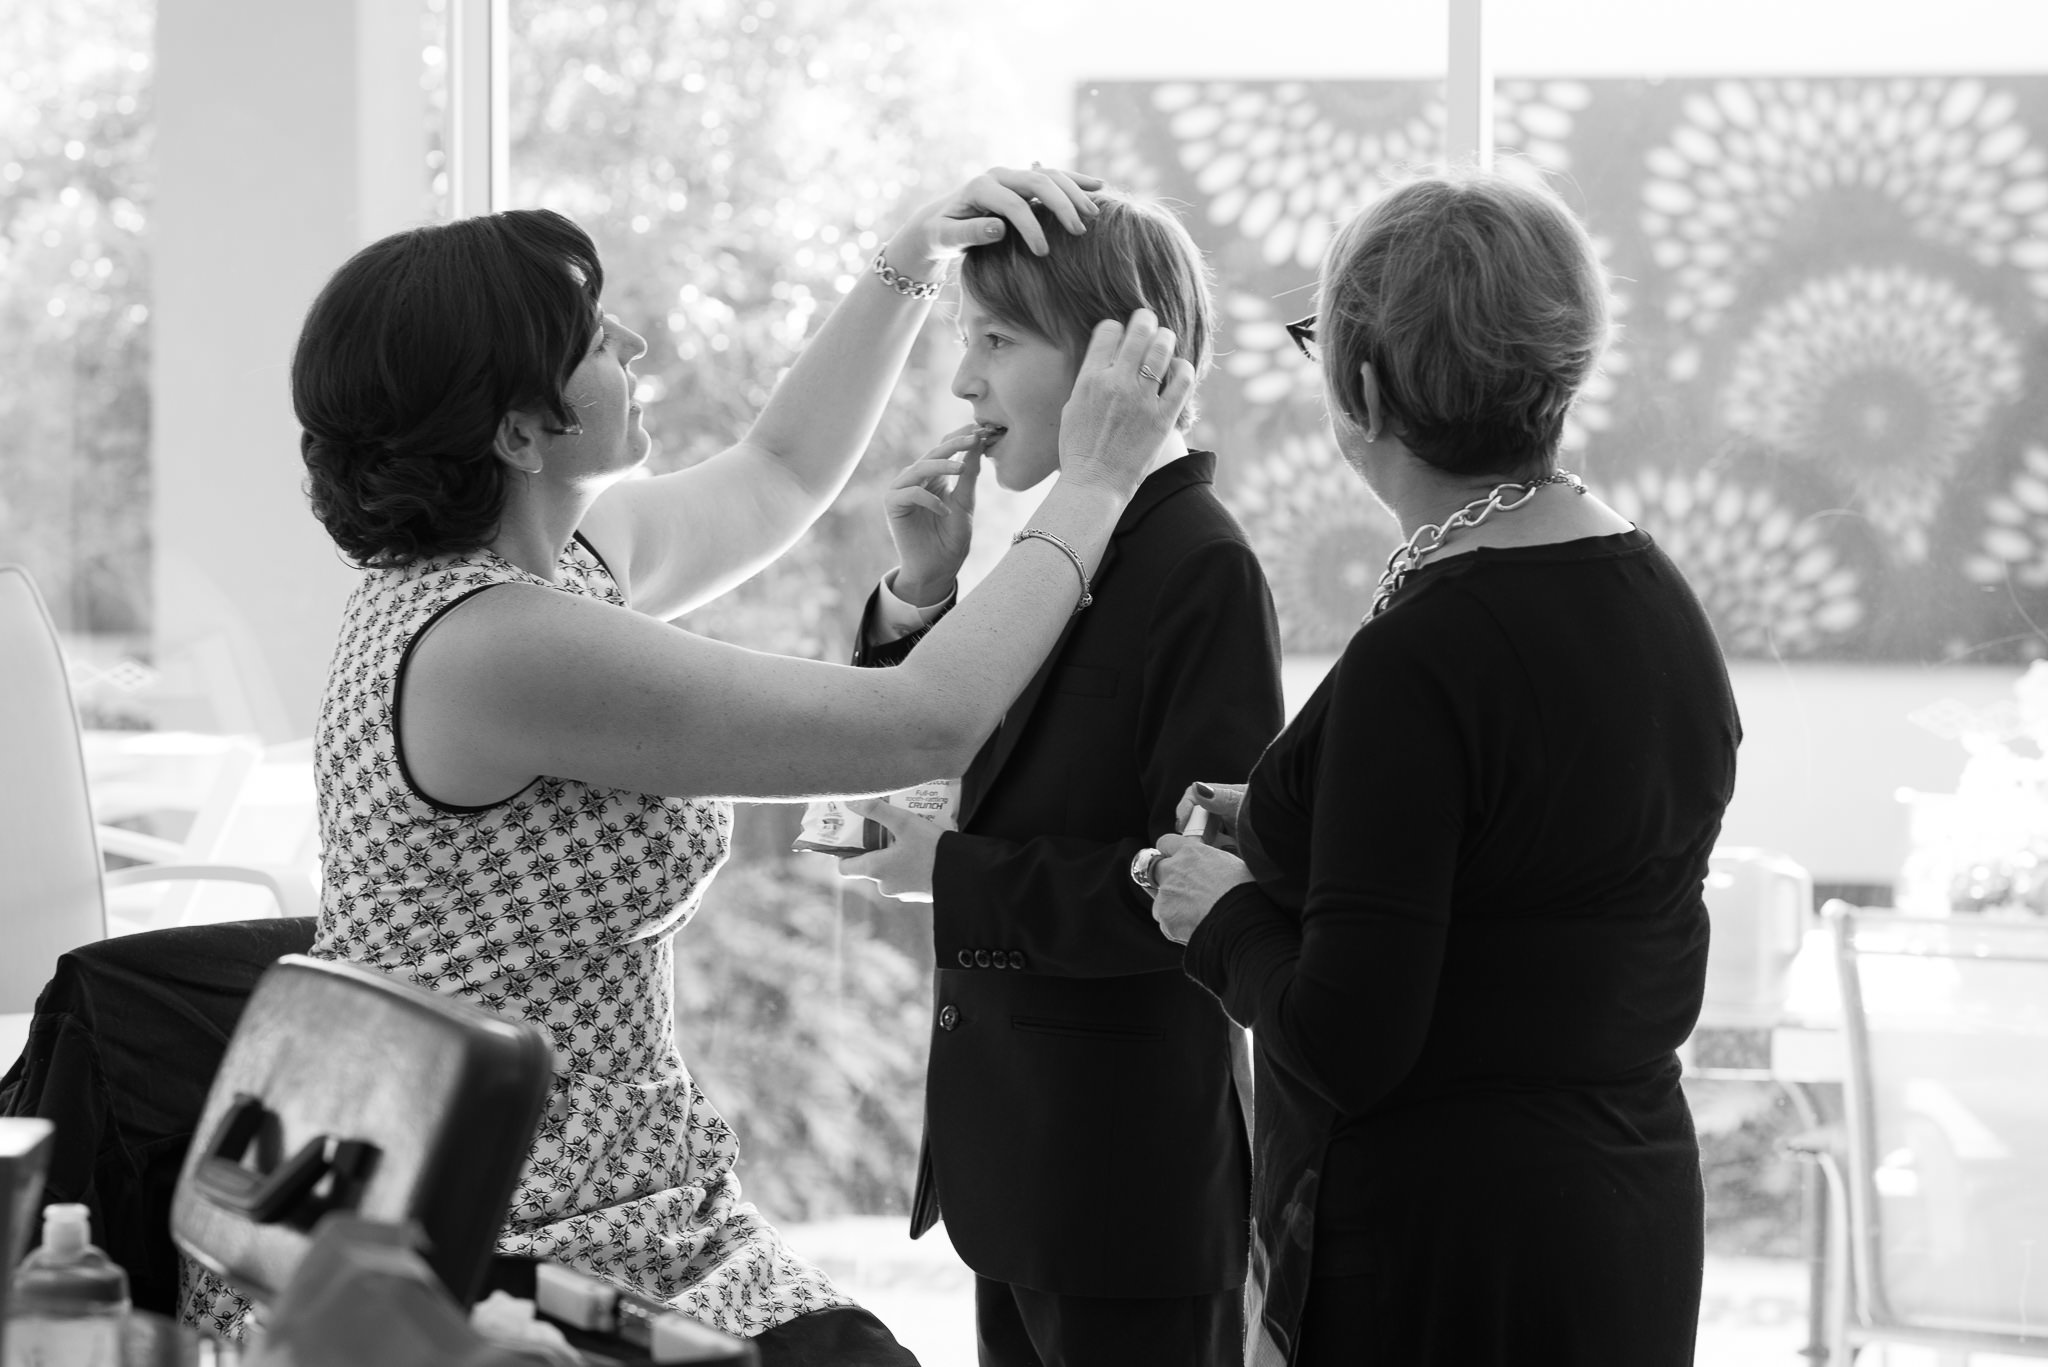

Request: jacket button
left=1008, top=950, right=1026, bottom=969
left=939, top=1005, right=960, bottom=1030
left=974, top=949, right=992, bottom=968
left=956, top=949, right=974, bottom=968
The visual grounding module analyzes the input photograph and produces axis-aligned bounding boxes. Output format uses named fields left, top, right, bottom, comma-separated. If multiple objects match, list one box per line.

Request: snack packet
left=794, top=779, right=959, bottom=855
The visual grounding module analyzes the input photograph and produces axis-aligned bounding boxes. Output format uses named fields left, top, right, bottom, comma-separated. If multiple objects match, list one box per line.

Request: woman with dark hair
left=179, top=167, right=1195, bottom=1363
left=1147, top=167, right=1741, bottom=1365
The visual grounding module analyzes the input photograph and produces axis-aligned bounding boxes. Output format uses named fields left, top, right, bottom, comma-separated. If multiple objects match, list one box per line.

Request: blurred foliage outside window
left=0, top=0, right=153, bottom=640
left=504, top=0, right=999, bottom=1223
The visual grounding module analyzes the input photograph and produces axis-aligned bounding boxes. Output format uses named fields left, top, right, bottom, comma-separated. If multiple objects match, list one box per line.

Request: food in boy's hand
left=794, top=779, right=958, bottom=854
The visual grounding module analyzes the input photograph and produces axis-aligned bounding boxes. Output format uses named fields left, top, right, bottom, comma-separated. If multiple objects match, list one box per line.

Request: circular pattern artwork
left=1081, top=75, right=2048, bottom=660
left=1230, top=432, right=1401, bottom=650
left=1969, top=445, right=2048, bottom=590
left=1601, top=466, right=1865, bottom=656
left=1641, top=77, right=2048, bottom=359
left=1154, top=80, right=1438, bottom=271
left=1718, top=265, right=2026, bottom=563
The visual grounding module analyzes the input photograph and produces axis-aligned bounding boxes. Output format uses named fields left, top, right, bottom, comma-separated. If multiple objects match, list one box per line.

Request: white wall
left=1280, top=656, right=2018, bottom=891
left=151, top=0, right=425, bottom=740
left=953, top=0, right=2045, bottom=168
left=1715, top=662, right=2020, bottom=889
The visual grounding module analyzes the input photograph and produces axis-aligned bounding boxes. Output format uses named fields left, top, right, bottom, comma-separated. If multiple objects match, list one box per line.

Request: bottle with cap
left=5, top=1203, right=129, bottom=1367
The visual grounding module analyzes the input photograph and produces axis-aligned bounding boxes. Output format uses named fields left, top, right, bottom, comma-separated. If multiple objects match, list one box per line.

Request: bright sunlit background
left=5, top=2, right=2047, bottom=1362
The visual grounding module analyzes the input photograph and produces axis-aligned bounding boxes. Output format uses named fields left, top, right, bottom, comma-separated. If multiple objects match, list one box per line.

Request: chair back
left=156, top=738, right=320, bottom=927
left=0, top=565, right=106, bottom=1014
left=1830, top=905, right=2048, bottom=1353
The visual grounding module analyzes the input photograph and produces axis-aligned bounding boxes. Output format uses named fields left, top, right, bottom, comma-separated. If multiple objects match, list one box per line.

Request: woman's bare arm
left=579, top=166, right=1099, bottom=622
left=403, top=313, right=1192, bottom=804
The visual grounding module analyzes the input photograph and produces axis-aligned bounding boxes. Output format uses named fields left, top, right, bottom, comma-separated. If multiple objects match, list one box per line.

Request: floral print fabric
left=179, top=536, right=848, bottom=1338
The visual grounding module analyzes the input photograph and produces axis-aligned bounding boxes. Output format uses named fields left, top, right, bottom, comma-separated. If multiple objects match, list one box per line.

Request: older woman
left=179, top=167, right=1193, bottom=1364
left=1149, top=169, right=1740, bottom=1365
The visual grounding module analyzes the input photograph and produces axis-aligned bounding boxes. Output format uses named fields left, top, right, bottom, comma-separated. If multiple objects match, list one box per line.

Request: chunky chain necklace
left=1366, top=470, right=1586, bottom=622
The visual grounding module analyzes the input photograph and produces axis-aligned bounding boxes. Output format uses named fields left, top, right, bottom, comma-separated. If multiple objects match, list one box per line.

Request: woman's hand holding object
left=1174, top=781, right=1246, bottom=853
left=1149, top=833, right=1254, bottom=945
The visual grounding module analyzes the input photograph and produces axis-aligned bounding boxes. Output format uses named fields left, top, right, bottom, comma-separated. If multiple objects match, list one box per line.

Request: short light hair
left=1318, top=168, right=1609, bottom=476
left=960, top=190, right=1214, bottom=431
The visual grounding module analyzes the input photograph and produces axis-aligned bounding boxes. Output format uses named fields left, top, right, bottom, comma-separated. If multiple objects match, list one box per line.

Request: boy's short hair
left=960, top=190, right=1214, bottom=431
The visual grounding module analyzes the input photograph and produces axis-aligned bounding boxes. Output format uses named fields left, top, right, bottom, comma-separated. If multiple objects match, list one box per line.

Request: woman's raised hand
left=886, top=165, right=1104, bottom=274
left=1058, top=310, right=1196, bottom=497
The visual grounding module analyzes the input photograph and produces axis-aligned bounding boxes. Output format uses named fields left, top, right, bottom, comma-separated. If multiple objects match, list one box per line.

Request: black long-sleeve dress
left=1185, top=528, right=1741, bottom=1366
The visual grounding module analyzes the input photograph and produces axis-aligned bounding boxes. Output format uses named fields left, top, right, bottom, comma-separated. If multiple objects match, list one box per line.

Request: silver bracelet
left=871, top=250, right=943, bottom=301
left=1012, top=527, right=1094, bottom=614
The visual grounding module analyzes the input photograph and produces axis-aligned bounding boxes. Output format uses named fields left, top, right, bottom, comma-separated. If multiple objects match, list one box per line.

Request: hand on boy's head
left=890, top=165, right=1104, bottom=269
left=1056, top=309, right=1195, bottom=494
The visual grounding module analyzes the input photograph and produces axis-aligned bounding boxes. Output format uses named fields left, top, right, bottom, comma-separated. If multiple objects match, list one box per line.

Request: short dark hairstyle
left=1318, top=168, right=1609, bottom=477
left=295, top=209, right=604, bottom=567
left=959, top=191, right=1214, bottom=431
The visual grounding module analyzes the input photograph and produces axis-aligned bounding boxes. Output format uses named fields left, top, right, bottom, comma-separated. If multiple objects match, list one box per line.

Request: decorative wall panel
left=1078, top=78, right=2048, bottom=662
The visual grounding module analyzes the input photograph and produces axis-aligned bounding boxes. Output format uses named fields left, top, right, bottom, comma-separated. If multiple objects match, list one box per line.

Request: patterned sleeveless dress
left=179, top=535, right=851, bottom=1338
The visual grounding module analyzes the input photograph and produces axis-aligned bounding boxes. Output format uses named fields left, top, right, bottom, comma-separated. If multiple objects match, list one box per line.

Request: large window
left=483, top=4, right=2046, bottom=1361
left=12, top=2, right=2045, bottom=1362
left=1, top=0, right=448, bottom=732
left=1, top=0, right=154, bottom=719
left=494, top=4, right=1444, bottom=1359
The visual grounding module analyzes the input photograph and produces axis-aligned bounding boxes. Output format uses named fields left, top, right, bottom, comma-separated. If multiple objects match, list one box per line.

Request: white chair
left=0, top=565, right=312, bottom=1065
left=1825, top=904, right=2048, bottom=1361
left=90, top=732, right=320, bottom=931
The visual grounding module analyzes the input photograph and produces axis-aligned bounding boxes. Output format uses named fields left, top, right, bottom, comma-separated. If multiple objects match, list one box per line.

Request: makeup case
left=170, top=953, right=554, bottom=1309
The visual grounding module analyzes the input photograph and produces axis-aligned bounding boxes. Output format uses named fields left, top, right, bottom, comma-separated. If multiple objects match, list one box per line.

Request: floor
left=782, top=1218, right=1832, bottom=1367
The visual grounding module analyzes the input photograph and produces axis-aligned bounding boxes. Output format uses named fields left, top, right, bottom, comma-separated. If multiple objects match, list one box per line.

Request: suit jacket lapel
left=956, top=454, right=1215, bottom=826
left=956, top=552, right=1105, bottom=824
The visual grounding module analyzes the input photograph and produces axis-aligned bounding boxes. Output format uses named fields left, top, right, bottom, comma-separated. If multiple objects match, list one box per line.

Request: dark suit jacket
left=0, top=917, right=319, bottom=1314
left=852, top=452, right=1284, bottom=1298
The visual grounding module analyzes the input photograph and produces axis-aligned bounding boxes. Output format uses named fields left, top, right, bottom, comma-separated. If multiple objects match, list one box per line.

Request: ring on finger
left=1130, top=847, right=1162, bottom=896
left=1138, top=365, right=1161, bottom=383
